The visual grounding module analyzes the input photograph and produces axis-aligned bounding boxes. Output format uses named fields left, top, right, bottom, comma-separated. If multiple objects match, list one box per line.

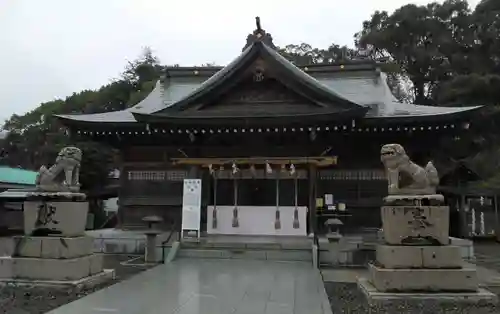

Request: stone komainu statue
left=380, top=144, right=439, bottom=195
left=35, top=146, right=82, bottom=192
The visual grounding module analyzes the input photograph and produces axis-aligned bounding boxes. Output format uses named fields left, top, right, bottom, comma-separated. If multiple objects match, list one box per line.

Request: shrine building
left=55, top=19, right=481, bottom=236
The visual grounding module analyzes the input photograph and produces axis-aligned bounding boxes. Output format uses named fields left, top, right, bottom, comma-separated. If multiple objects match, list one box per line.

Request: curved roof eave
left=364, top=104, right=483, bottom=123
left=54, top=80, right=165, bottom=125
left=132, top=106, right=368, bottom=125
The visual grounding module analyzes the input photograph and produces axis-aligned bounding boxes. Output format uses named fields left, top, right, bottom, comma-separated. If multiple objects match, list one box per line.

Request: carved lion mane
left=35, top=146, right=82, bottom=192
left=380, top=144, right=439, bottom=195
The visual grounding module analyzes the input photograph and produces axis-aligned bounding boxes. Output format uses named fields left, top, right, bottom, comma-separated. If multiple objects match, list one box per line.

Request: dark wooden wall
left=115, top=131, right=451, bottom=230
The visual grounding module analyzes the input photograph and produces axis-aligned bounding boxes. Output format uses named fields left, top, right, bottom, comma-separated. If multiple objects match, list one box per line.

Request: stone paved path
left=47, top=259, right=330, bottom=314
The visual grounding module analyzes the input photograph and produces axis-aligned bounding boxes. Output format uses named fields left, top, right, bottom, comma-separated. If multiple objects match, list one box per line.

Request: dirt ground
left=0, top=254, right=154, bottom=314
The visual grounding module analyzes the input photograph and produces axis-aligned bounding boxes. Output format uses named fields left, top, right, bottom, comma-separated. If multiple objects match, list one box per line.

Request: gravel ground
left=325, top=282, right=499, bottom=314
left=0, top=254, right=155, bottom=314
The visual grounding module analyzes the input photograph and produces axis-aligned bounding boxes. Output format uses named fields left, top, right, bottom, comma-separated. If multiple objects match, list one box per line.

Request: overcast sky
left=0, top=0, right=480, bottom=124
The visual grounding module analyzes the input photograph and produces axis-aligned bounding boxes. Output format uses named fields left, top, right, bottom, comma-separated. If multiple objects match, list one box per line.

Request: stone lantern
left=142, top=215, right=163, bottom=263
left=324, top=218, right=343, bottom=240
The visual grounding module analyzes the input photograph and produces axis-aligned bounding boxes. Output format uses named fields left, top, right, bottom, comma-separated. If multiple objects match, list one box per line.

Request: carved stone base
left=368, top=263, right=478, bottom=292
left=24, top=201, right=89, bottom=237
left=12, top=236, right=93, bottom=259
left=381, top=205, right=449, bottom=245
left=0, top=269, right=115, bottom=289
left=0, top=254, right=104, bottom=281
left=357, top=277, right=497, bottom=305
left=376, top=245, right=462, bottom=269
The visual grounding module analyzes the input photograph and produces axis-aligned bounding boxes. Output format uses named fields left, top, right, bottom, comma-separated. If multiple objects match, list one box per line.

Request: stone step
left=180, top=241, right=311, bottom=251
left=177, top=248, right=312, bottom=262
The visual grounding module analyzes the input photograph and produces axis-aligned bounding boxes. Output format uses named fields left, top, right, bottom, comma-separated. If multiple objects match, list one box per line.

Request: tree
left=434, top=74, right=500, bottom=106
left=356, top=0, right=474, bottom=104
left=473, top=0, right=500, bottom=74
left=278, top=43, right=358, bottom=65
left=122, top=47, right=163, bottom=88
left=278, top=43, right=412, bottom=102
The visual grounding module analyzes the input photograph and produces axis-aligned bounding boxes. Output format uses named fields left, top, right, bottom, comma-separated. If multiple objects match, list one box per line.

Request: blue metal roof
left=0, top=166, right=37, bottom=186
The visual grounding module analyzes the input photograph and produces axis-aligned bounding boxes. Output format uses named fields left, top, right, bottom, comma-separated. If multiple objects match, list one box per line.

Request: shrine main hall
left=56, top=19, right=480, bottom=236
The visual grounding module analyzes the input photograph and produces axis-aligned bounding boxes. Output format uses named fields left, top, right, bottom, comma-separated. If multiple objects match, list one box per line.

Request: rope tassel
left=275, top=209, right=281, bottom=229
left=292, top=175, right=299, bottom=229
left=293, top=208, right=299, bottom=229
left=232, top=207, right=239, bottom=228
left=212, top=207, right=217, bottom=229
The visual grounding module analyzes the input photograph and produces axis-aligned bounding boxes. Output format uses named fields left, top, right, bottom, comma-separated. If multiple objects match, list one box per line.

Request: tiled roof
left=55, top=67, right=480, bottom=123
left=0, top=166, right=37, bottom=185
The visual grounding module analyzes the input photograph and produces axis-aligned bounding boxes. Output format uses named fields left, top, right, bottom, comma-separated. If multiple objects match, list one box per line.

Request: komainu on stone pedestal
left=36, top=146, right=82, bottom=192
left=356, top=143, right=497, bottom=305
left=380, top=144, right=439, bottom=195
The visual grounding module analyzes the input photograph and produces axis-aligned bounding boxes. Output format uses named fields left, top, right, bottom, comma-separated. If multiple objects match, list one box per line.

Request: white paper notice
left=325, top=194, right=334, bottom=205
left=181, top=179, right=202, bottom=232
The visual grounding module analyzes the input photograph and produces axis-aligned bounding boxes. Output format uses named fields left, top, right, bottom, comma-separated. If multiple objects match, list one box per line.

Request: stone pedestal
left=0, top=235, right=114, bottom=286
left=0, top=195, right=114, bottom=287
left=358, top=197, right=497, bottom=304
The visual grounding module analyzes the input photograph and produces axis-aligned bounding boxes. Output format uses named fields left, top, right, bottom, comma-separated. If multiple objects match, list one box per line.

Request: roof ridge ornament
left=242, top=16, right=277, bottom=51
left=255, top=16, right=262, bottom=34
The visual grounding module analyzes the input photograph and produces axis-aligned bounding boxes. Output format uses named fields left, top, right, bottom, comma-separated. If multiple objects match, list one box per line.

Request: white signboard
left=181, top=179, right=202, bottom=237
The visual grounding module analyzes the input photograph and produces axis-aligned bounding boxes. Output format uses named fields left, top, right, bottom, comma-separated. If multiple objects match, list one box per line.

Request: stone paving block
left=265, top=301, right=293, bottom=314
left=46, top=259, right=328, bottom=314
left=266, top=250, right=311, bottom=261
left=230, top=250, right=267, bottom=260
left=178, top=249, right=230, bottom=259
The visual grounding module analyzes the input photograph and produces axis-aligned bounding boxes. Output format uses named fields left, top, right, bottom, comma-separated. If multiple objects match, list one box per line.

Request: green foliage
left=356, top=0, right=475, bottom=104
left=278, top=43, right=358, bottom=65
left=126, top=80, right=157, bottom=107
left=435, top=74, right=500, bottom=106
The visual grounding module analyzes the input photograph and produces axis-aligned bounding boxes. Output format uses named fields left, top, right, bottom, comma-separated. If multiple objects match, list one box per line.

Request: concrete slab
left=46, top=259, right=332, bottom=314
left=357, top=277, right=497, bottom=305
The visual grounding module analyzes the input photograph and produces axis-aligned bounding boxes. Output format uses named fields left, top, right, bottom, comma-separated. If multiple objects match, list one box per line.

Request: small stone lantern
left=324, top=218, right=343, bottom=241
left=142, top=215, right=163, bottom=263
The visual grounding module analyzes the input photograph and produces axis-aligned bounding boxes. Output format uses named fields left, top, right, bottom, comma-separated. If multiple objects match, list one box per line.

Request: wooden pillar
left=308, top=164, right=317, bottom=235
left=494, top=195, right=499, bottom=241
left=187, top=165, right=199, bottom=179
left=116, top=150, right=126, bottom=229
left=459, top=193, right=467, bottom=238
